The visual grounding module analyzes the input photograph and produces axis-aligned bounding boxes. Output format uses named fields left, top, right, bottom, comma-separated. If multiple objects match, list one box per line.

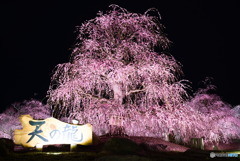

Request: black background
left=0, top=0, right=239, bottom=112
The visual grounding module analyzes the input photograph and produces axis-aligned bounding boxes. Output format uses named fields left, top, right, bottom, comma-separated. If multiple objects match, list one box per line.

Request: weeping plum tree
left=47, top=5, right=240, bottom=145
left=47, top=5, right=188, bottom=118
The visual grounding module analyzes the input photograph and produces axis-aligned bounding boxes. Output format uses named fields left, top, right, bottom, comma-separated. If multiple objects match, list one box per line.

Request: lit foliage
left=183, top=88, right=240, bottom=144
left=71, top=91, right=240, bottom=145
left=47, top=5, right=188, bottom=118
left=46, top=5, right=240, bottom=145
left=0, top=100, right=51, bottom=139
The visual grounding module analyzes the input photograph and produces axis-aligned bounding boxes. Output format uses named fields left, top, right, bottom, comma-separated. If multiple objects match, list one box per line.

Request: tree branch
left=126, top=88, right=146, bottom=96
left=78, top=90, right=110, bottom=103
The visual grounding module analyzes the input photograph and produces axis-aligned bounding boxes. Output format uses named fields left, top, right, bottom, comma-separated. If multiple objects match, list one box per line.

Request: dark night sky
left=0, top=1, right=239, bottom=112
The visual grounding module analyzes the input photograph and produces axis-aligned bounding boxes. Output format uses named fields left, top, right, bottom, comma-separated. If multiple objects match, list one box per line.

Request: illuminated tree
left=0, top=100, right=50, bottom=139
left=183, top=93, right=240, bottom=144
left=46, top=5, right=240, bottom=146
left=47, top=5, right=188, bottom=118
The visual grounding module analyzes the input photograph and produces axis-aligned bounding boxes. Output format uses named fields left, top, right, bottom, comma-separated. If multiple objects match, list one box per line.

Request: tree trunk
left=112, top=82, right=124, bottom=104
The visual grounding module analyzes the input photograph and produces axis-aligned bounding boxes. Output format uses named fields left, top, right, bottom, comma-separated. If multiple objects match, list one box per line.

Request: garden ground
left=0, top=136, right=239, bottom=161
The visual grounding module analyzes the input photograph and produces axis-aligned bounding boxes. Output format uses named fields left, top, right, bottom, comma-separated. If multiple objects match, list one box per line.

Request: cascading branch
left=47, top=4, right=189, bottom=118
